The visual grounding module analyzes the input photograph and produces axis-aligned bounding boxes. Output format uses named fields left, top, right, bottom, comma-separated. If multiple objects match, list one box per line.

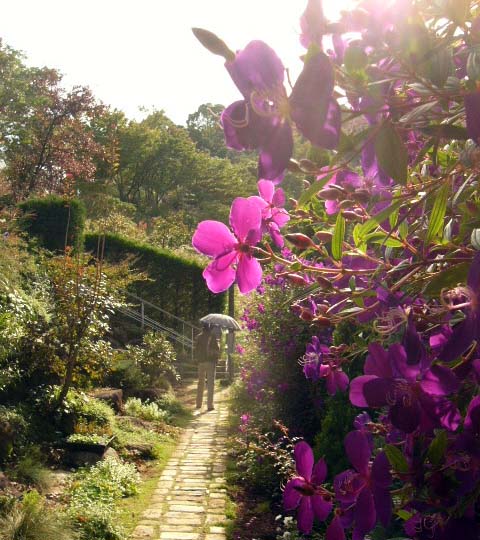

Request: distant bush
left=55, top=389, right=114, bottom=435
left=84, top=232, right=225, bottom=323
left=18, top=196, right=86, bottom=252
left=125, top=398, right=169, bottom=422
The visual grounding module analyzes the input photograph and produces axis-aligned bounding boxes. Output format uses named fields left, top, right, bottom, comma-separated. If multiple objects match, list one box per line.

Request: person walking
left=195, top=323, right=220, bottom=411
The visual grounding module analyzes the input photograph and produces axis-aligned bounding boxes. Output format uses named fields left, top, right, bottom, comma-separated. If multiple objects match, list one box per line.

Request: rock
left=102, top=447, right=120, bottom=461
left=67, top=450, right=103, bottom=467
left=90, top=388, right=124, bottom=412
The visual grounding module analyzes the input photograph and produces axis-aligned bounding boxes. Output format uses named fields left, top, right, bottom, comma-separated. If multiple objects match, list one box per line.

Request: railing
left=118, top=291, right=201, bottom=361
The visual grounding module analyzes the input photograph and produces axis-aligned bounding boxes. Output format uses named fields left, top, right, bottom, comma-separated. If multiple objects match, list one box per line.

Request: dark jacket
left=195, top=331, right=220, bottom=363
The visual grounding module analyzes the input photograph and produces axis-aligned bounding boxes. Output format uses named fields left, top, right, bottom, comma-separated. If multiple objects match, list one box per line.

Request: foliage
left=67, top=433, right=111, bottom=445
left=194, top=1, right=480, bottom=537
left=84, top=232, right=225, bottom=321
left=67, top=457, right=139, bottom=540
left=0, top=490, right=77, bottom=540
left=18, top=196, right=86, bottom=252
left=11, top=447, right=52, bottom=492
left=0, top=40, right=106, bottom=199
left=124, top=398, right=170, bottom=422
left=57, top=389, right=115, bottom=435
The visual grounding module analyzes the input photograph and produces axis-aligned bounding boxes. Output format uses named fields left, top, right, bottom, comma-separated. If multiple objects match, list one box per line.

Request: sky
left=0, top=0, right=354, bottom=125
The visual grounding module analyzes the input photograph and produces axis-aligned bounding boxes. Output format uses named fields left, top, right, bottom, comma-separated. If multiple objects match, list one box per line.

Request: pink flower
left=192, top=197, right=265, bottom=294
left=257, top=180, right=290, bottom=247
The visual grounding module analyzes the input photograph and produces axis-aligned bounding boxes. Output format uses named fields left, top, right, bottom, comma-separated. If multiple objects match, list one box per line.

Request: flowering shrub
left=124, top=397, right=170, bottom=422
left=193, top=0, right=480, bottom=537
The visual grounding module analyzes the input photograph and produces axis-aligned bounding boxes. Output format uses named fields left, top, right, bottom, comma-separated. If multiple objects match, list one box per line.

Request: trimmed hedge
left=85, top=233, right=225, bottom=324
left=18, top=196, right=86, bottom=252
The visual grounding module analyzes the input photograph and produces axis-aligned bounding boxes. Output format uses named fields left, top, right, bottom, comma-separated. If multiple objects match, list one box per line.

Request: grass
left=116, top=438, right=176, bottom=536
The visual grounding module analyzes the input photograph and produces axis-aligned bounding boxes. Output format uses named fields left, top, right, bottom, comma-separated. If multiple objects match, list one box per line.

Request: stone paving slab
left=131, top=383, right=229, bottom=540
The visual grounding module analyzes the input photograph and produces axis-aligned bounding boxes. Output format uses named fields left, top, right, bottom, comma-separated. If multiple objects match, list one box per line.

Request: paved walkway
left=131, top=384, right=229, bottom=540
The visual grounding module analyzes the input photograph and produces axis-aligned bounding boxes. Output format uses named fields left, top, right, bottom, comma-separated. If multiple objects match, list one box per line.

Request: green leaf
left=332, top=213, right=345, bottom=261
left=385, top=444, right=409, bottom=474
left=356, top=199, right=404, bottom=240
left=374, top=122, right=408, bottom=185
left=424, top=262, right=470, bottom=296
left=419, top=124, right=469, bottom=140
left=298, top=172, right=334, bottom=208
left=344, top=44, right=368, bottom=73
left=365, top=231, right=404, bottom=248
left=425, top=183, right=449, bottom=246
left=427, top=430, right=448, bottom=466
left=397, top=510, right=413, bottom=521
left=471, top=228, right=480, bottom=250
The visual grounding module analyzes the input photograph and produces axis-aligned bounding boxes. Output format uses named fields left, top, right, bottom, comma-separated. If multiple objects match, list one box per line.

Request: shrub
left=67, top=457, right=139, bottom=540
left=0, top=490, right=77, bottom=540
left=11, top=447, right=52, bottom=492
left=18, top=196, right=86, bottom=252
left=0, top=406, right=28, bottom=462
left=69, top=456, right=139, bottom=504
left=124, top=398, right=170, bottom=422
left=84, top=232, right=225, bottom=322
left=58, top=389, right=114, bottom=435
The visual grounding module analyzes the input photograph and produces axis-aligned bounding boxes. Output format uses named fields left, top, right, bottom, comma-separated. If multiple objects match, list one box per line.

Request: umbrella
left=199, top=313, right=242, bottom=331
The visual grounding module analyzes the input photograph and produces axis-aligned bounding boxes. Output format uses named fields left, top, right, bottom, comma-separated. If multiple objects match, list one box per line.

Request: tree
left=187, top=103, right=228, bottom=158
left=0, top=40, right=106, bottom=199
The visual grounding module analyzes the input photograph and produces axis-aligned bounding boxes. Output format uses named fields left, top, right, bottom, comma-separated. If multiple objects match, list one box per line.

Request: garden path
left=131, top=382, right=230, bottom=540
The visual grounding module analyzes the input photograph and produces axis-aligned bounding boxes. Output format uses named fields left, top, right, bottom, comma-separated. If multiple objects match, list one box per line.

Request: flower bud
left=342, top=210, right=364, bottom=221
left=318, top=186, right=345, bottom=200
left=285, top=273, right=309, bottom=285
left=287, top=159, right=302, bottom=173
left=351, top=189, right=371, bottom=204
left=192, top=28, right=235, bottom=61
left=315, top=231, right=333, bottom=242
left=313, top=315, right=332, bottom=327
left=285, top=233, right=315, bottom=249
left=299, top=158, right=318, bottom=173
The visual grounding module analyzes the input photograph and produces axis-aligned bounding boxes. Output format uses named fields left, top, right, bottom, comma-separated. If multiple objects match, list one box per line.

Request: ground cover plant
left=192, top=0, right=480, bottom=538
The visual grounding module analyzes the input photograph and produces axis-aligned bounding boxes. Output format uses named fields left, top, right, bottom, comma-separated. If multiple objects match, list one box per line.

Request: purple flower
left=303, top=337, right=349, bottom=394
left=257, top=180, right=290, bottom=247
left=222, top=41, right=340, bottom=181
left=284, top=441, right=333, bottom=534
left=334, top=431, right=391, bottom=540
left=192, top=196, right=265, bottom=293
left=350, top=342, right=460, bottom=433
left=299, top=0, right=326, bottom=49
left=434, top=252, right=480, bottom=361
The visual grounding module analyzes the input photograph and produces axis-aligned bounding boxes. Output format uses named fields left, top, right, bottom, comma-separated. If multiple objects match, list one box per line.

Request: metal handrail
left=122, top=290, right=201, bottom=332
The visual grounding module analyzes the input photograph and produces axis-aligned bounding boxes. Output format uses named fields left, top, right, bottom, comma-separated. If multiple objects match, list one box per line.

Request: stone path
left=131, top=384, right=229, bottom=540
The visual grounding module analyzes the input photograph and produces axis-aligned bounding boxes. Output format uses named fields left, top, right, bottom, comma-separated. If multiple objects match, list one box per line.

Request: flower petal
left=420, top=365, right=459, bottom=396
left=229, top=196, right=264, bottom=242
left=297, top=496, right=314, bottom=535
left=353, top=487, right=376, bottom=538
left=221, top=101, right=269, bottom=151
left=365, top=343, right=392, bottom=378
left=192, top=220, right=236, bottom=257
left=349, top=375, right=378, bottom=407
left=283, top=477, right=303, bottom=510
left=203, top=252, right=237, bottom=293
left=236, top=254, right=262, bottom=294
left=257, top=179, right=275, bottom=203
left=345, top=431, right=371, bottom=474
left=326, top=516, right=345, bottom=540
left=294, top=441, right=314, bottom=480
left=290, top=51, right=335, bottom=147
left=226, top=40, right=284, bottom=98
left=311, top=458, right=328, bottom=484
left=258, top=120, right=293, bottom=180
left=312, top=494, right=332, bottom=521
left=389, top=342, right=418, bottom=381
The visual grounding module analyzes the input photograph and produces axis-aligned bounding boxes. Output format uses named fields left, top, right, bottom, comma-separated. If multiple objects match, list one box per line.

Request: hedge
left=84, top=232, right=225, bottom=325
left=18, top=196, right=86, bottom=252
